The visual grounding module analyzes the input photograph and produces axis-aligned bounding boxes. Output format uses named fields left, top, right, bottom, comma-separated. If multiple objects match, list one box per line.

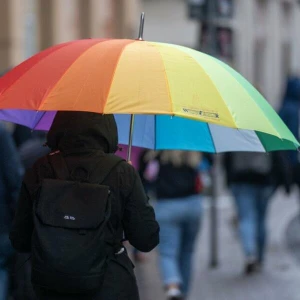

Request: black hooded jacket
left=9, top=112, right=159, bottom=300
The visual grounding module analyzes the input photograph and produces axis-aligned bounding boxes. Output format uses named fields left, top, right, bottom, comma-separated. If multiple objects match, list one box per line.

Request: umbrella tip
left=138, top=12, right=145, bottom=41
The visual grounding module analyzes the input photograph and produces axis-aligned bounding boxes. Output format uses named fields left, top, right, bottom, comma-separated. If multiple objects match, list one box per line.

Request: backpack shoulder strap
left=94, top=154, right=125, bottom=184
left=47, top=151, right=70, bottom=180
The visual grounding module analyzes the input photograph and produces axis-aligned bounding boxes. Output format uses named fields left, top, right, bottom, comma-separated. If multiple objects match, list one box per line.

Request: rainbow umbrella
left=0, top=15, right=297, bottom=269
left=0, top=38, right=298, bottom=154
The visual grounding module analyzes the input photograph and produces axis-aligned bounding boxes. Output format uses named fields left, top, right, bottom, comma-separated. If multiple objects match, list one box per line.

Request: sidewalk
left=135, top=189, right=300, bottom=300
left=287, top=213, right=300, bottom=265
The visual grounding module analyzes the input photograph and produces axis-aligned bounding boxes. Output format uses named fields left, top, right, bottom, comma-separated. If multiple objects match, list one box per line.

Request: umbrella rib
left=150, top=44, right=174, bottom=115
left=102, top=41, right=136, bottom=113
left=207, top=123, right=217, bottom=153
left=32, top=111, right=47, bottom=129
left=208, top=55, right=283, bottom=140
left=70, top=45, right=111, bottom=111
left=37, top=39, right=112, bottom=111
left=252, top=130, right=268, bottom=152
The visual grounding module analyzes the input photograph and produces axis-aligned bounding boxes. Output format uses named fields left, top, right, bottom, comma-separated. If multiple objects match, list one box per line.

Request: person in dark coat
left=0, top=122, right=23, bottom=300
left=9, top=112, right=160, bottom=300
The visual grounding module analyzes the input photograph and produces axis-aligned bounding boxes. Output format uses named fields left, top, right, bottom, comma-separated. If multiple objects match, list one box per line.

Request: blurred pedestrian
left=19, top=137, right=50, bottom=170
left=0, top=122, right=23, bottom=300
left=12, top=125, right=48, bottom=300
left=154, top=151, right=203, bottom=300
left=138, top=149, right=159, bottom=194
left=9, top=112, right=159, bottom=300
left=223, top=151, right=290, bottom=274
left=13, top=124, right=33, bottom=149
left=279, top=76, right=300, bottom=204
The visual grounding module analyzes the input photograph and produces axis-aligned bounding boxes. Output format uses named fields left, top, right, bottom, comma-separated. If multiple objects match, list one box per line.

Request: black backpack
left=31, top=151, right=123, bottom=294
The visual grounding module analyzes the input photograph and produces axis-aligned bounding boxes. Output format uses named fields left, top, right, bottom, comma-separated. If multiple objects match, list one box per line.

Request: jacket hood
left=47, top=112, right=118, bottom=153
left=283, top=77, right=300, bottom=102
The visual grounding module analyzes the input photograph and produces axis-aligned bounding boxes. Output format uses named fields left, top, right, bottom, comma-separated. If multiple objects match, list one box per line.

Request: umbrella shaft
left=127, top=114, right=135, bottom=161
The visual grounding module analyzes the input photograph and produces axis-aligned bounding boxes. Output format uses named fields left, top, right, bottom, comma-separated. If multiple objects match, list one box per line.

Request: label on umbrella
left=183, top=108, right=219, bottom=119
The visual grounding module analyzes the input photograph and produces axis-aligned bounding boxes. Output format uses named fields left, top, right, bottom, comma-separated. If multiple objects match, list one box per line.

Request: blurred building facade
left=0, top=0, right=140, bottom=69
left=236, top=0, right=300, bottom=108
left=0, top=0, right=299, bottom=108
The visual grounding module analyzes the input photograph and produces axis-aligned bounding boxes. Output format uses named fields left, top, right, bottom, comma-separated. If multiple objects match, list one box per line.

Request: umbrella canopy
left=115, top=115, right=297, bottom=152
left=0, top=38, right=298, bottom=150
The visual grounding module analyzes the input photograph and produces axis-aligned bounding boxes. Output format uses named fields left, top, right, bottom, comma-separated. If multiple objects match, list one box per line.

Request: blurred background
left=1, top=1, right=300, bottom=300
